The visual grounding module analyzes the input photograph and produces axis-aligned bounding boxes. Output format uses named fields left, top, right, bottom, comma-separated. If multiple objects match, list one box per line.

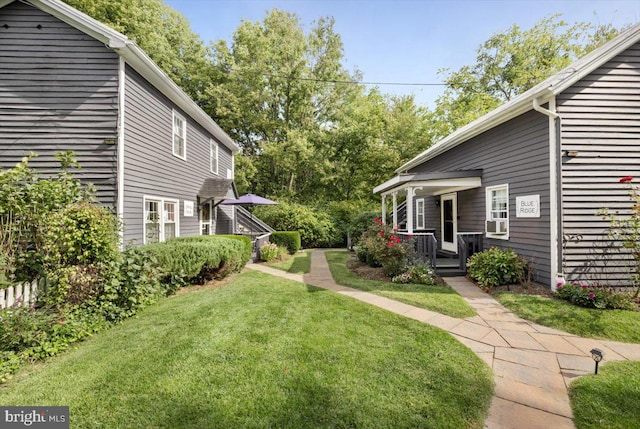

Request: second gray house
left=375, top=23, right=640, bottom=289
left=0, top=0, right=270, bottom=245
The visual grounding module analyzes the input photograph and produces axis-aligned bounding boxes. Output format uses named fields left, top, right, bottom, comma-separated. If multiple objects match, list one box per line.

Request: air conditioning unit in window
left=486, top=220, right=508, bottom=235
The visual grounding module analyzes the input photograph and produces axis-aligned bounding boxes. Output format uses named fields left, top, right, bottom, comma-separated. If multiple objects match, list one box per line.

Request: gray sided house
left=375, top=23, right=640, bottom=289
left=0, top=0, right=249, bottom=245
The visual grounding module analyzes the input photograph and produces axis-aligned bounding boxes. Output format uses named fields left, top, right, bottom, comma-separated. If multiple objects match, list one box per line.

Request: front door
left=441, top=193, right=457, bottom=252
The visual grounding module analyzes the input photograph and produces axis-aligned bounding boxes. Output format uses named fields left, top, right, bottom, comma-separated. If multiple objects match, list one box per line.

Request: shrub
left=392, top=263, right=436, bottom=285
left=270, top=231, right=301, bottom=254
left=555, top=283, right=637, bottom=310
left=467, top=247, right=528, bottom=289
left=253, top=202, right=339, bottom=248
left=39, top=202, right=121, bottom=308
left=259, top=242, right=279, bottom=262
left=349, top=211, right=380, bottom=247
left=144, top=237, right=248, bottom=287
left=356, top=219, right=414, bottom=276
left=176, top=235, right=252, bottom=267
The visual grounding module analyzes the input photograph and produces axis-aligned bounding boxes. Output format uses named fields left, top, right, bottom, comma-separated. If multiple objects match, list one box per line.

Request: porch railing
left=457, top=232, right=483, bottom=271
left=254, top=232, right=272, bottom=261
left=398, top=232, right=437, bottom=269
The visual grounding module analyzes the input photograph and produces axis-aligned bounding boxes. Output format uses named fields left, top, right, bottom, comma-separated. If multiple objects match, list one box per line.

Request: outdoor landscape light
left=590, top=348, right=604, bottom=374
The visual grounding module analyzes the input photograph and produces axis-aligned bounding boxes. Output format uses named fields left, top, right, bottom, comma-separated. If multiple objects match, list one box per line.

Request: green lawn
left=325, top=251, right=476, bottom=318
left=494, top=293, right=640, bottom=343
left=0, top=271, right=493, bottom=429
left=570, top=361, right=640, bottom=429
left=266, top=250, right=311, bottom=273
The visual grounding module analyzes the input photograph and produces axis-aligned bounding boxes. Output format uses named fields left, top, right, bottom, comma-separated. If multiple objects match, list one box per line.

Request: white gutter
left=533, top=97, right=563, bottom=291
left=117, top=57, right=126, bottom=249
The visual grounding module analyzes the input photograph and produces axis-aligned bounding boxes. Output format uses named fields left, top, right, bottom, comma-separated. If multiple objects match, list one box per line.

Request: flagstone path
left=246, top=250, right=640, bottom=429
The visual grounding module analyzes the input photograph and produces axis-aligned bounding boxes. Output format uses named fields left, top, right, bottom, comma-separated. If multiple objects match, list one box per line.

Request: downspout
left=117, top=57, right=126, bottom=249
left=533, top=97, right=564, bottom=291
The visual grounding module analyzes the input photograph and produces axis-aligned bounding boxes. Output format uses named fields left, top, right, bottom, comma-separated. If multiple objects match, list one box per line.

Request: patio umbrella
left=221, top=193, right=278, bottom=239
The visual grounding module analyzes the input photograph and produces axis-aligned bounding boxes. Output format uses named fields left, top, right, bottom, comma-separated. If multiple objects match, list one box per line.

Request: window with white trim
left=416, top=198, right=425, bottom=230
left=172, top=110, right=186, bottom=160
left=210, top=139, right=218, bottom=175
left=486, top=184, right=509, bottom=239
left=144, top=197, right=180, bottom=244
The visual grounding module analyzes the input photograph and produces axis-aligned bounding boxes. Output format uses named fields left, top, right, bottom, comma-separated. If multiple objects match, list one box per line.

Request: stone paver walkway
left=246, top=250, right=640, bottom=429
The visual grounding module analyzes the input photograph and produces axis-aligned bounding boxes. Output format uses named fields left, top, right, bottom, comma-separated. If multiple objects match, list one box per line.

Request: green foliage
left=178, top=235, right=252, bottom=267
left=555, top=283, right=637, bottom=311
left=259, top=243, right=279, bottom=262
left=270, top=231, right=301, bottom=254
left=0, top=152, right=90, bottom=282
left=392, top=263, right=436, bottom=285
left=467, top=247, right=529, bottom=289
left=349, top=211, right=380, bottom=247
left=39, top=202, right=121, bottom=308
left=601, top=181, right=640, bottom=298
left=254, top=202, right=339, bottom=248
left=0, top=306, right=108, bottom=381
left=143, top=237, right=248, bottom=288
left=356, top=219, right=415, bottom=277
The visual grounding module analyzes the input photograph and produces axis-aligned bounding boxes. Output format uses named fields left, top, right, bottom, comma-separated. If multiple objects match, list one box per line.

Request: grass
left=570, top=361, right=640, bottom=429
left=0, top=271, right=493, bottom=429
left=494, top=293, right=640, bottom=343
left=325, top=251, right=476, bottom=318
left=266, top=250, right=311, bottom=274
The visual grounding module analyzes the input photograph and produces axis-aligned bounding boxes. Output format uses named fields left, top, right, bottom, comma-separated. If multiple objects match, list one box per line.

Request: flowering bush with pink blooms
left=555, top=282, right=636, bottom=310
left=356, top=218, right=415, bottom=276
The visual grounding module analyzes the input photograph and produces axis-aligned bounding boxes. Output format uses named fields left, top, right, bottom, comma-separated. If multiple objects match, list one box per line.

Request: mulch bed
left=346, top=254, right=553, bottom=296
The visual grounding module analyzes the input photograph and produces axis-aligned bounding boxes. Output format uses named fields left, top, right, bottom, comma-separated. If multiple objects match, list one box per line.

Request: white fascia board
left=373, top=174, right=413, bottom=194
left=26, top=0, right=241, bottom=155
left=380, top=177, right=481, bottom=197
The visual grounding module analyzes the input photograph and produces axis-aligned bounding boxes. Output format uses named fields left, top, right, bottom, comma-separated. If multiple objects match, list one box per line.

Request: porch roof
left=374, top=170, right=482, bottom=196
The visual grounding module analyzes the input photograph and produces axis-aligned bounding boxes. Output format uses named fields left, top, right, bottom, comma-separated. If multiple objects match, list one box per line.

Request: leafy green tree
left=62, top=0, right=209, bottom=103
left=429, top=15, right=623, bottom=139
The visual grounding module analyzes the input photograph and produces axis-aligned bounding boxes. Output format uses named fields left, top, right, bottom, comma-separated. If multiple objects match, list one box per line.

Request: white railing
left=0, top=280, right=39, bottom=309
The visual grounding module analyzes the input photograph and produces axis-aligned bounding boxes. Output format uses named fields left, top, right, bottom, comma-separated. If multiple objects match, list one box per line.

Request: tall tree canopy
left=61, top=2, right=624, bottom=206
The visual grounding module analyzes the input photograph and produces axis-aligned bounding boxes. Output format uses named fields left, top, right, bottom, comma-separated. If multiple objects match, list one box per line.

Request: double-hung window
left=210, top=139, right=219, bottom=175
left=486, top=184, right=509, bottom=239
left=416, top=198, right=425, bottom=230
left=144, top=197, right=179, bottom=244
left=172, top=110, right=186, bottom=160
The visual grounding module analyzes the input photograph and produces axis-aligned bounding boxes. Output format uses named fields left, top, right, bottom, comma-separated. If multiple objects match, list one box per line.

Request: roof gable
left=0, top=0, right=240, bottom=153
left=399, top=22, right=640, bottom=173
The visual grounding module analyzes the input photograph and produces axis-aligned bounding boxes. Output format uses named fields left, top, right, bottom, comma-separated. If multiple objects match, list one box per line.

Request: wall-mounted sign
left=184, top=200, right=194, bottom=217
left=516, top=195, right=540, bottom=218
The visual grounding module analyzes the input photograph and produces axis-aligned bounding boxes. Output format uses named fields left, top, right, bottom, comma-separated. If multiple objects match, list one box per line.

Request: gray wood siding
left=122, top=66, right=234, bottom=244
left=410, top=110, right=552, bottom=284
left=557, top=41, right=640, bottom=286
left=0, top=2, right=119, bottom=206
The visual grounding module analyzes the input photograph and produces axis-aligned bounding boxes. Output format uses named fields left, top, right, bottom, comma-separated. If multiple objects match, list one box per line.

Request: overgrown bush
left=259, top=242, right=279, bottom=262
left=0, top=152, right=91, bottom=282
left=254, top=202, right=339, bottom=248
left=270, top=231, right=301, bottom=254
left=555, top=283, right=637, bottom=310
left=467, top=247, right=529, bottom=289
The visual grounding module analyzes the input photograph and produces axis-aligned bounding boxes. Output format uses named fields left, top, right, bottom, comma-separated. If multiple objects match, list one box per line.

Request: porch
left=373, top=170, right=484, bottom=275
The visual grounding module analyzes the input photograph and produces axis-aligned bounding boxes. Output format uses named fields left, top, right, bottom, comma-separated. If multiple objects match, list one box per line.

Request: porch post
left=406, top=187, right=415, bottom=234
left=381, top=194, right=387, bottom=225
left=392, top=192, right=398, bottom=228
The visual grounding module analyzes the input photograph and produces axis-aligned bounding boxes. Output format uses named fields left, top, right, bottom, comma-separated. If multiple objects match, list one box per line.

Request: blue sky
left=165, top=0, right=640, bottom=107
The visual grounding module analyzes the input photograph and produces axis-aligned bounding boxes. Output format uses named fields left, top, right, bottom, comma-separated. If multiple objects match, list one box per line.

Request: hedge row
left=270, top=231, right=301, bottom=254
